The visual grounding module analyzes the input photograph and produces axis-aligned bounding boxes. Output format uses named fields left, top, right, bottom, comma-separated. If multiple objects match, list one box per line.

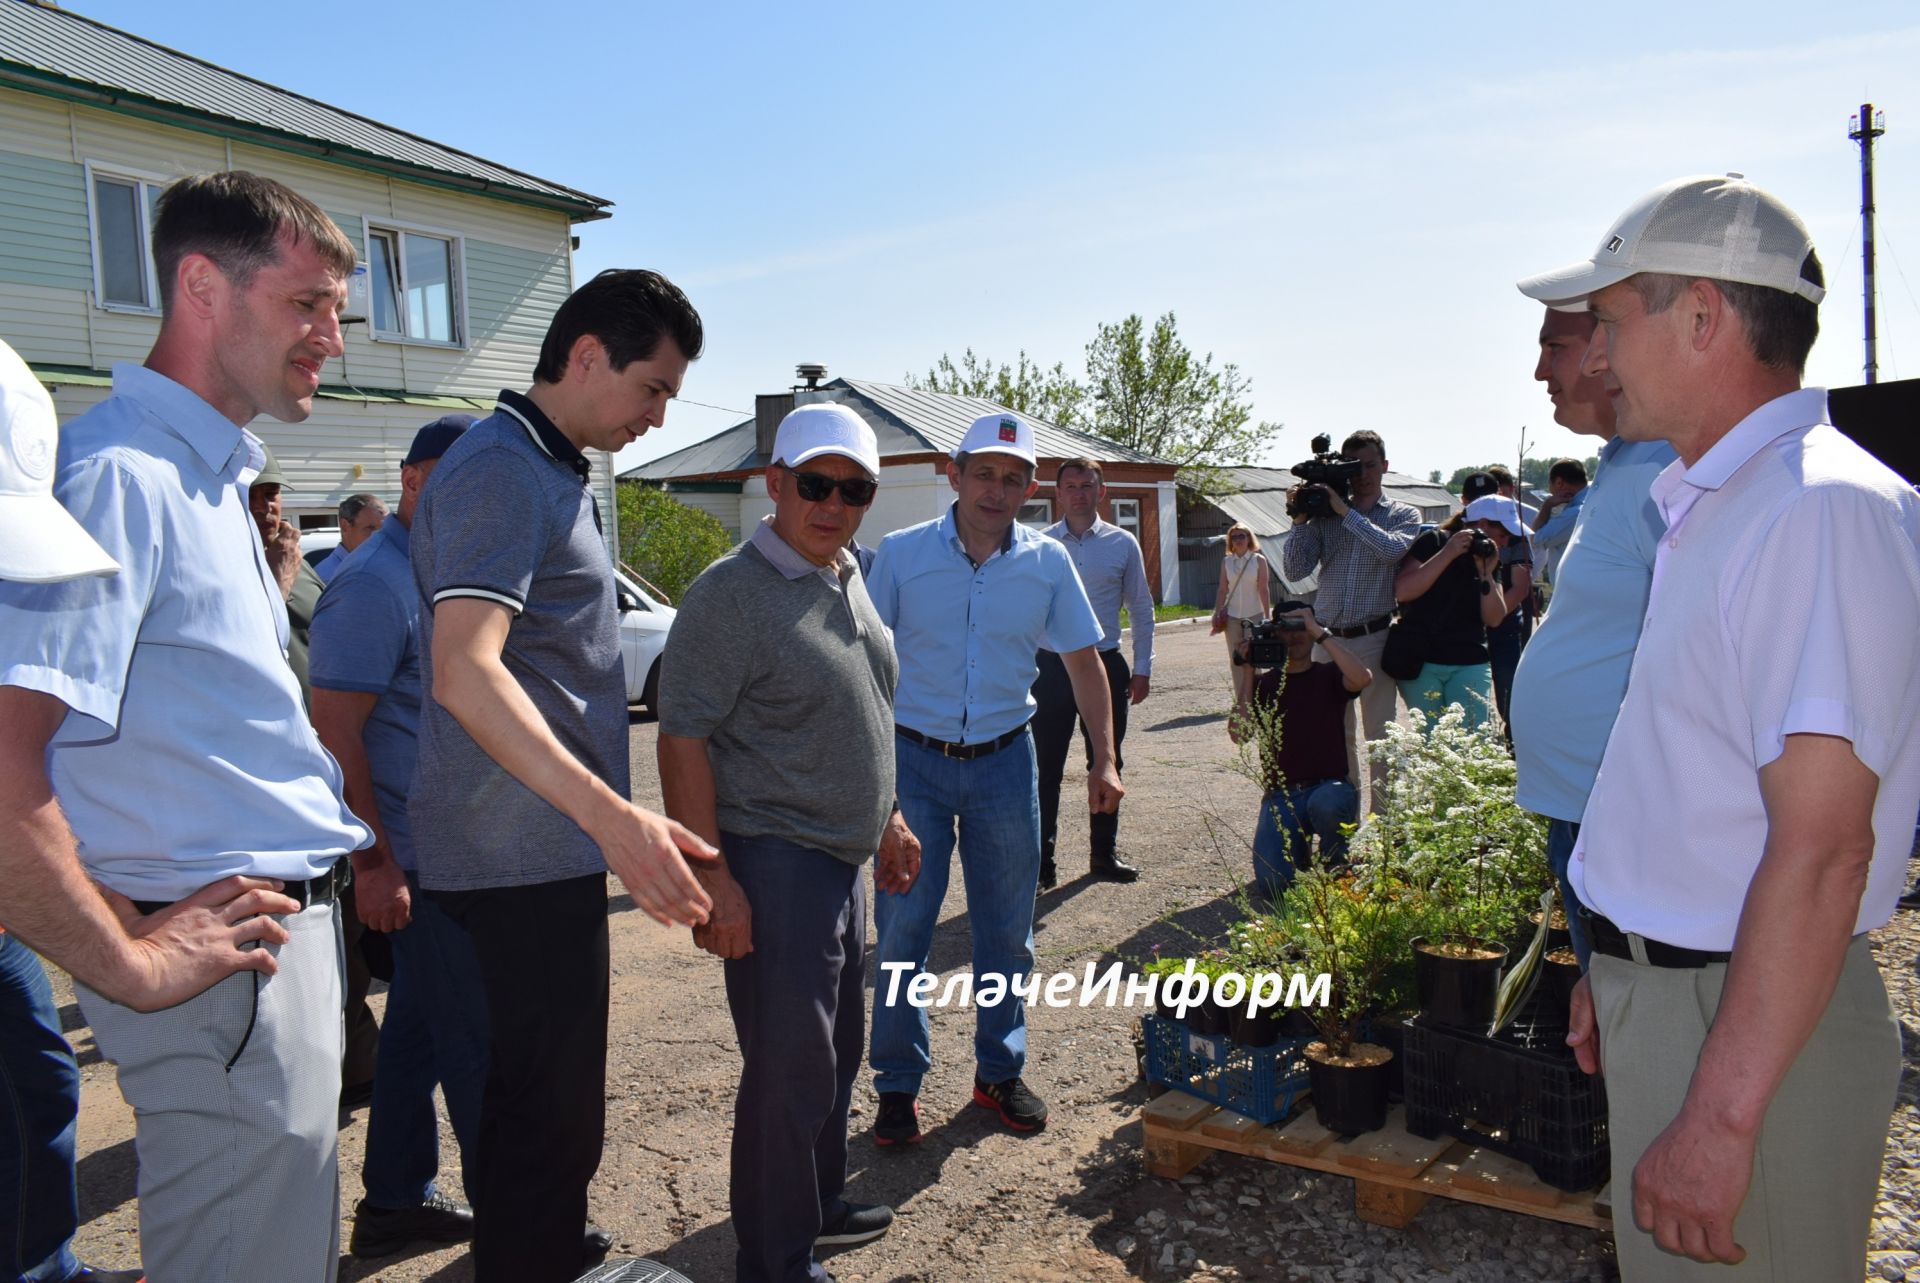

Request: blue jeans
left=1546, top=819, right=1593, bottom=970
left=720, top=834, right=865, bottom=1283
left=0, top=933, right=80, bottom=1283
left=872, top=730, right=1040, bottom=1096
left=361, top=873, right=490, bottom=1209
left=1398, top=661, right=1495, bottom=731
left=1487, top=622, right=1526, bottom=727
left=1251, top=779, right=1359, bottom=896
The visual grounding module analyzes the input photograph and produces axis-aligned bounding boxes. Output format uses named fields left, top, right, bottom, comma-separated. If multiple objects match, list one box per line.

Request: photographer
left=1391, top=496, right=1527, bottom=731
left=1280, top=430, right=1420, bottom=813
left=1228, top=604, right=1370, bottom=897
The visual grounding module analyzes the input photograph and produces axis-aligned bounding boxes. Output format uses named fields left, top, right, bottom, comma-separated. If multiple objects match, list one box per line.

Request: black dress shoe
left=349, top=1192, right=474, bottom=1258
left=1089, top=856, right=1139, bottom=883
left=1038, top=858, right=1058, bottom=891
left=583, top=1225, right=614, bottom=1262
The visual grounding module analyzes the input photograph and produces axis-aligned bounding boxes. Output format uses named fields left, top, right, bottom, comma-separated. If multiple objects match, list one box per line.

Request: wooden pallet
left=1141, top=1090, right=1612, bottom=1231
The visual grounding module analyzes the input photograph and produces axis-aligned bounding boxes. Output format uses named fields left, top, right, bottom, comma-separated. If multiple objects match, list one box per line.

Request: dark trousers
left=1032, top=648, right=1129, bottom=865
left=338, top=882, right=380, bottom=1092
left=0, top=932, right=80, bottom=1283
left=430, top=873, right=609, bottom=1283
left=720, top=833, right=865, bottom=1283
left=1487, top=619, right=1528, bottom=730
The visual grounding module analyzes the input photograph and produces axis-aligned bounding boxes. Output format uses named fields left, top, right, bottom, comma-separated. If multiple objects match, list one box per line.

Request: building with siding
left=625, top=370, right=1186, bottom=603
left=0, top=0, right=618, bottom=536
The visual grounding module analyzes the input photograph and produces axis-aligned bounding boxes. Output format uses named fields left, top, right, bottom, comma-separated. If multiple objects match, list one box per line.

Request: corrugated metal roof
left=0, top=0, right=611, bottom=219
left=625, top=378, right=1172, bottom=481
left=1194, top=466, right=1458, bottom=540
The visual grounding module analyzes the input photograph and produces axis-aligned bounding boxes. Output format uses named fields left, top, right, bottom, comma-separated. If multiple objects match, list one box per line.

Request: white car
left=299, top=529, right=675, bottom=713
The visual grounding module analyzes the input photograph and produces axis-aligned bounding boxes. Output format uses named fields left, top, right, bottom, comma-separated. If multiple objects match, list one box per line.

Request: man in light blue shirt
left=314, top=491, right=388, bottom=582
left=1508, top=305, right=1675, bottom=967
left=310, top=415, right=485, bottom=1261
left=0, top=172, right=372, bottom=1282
left=864, top=413, right=1121, bottom=1144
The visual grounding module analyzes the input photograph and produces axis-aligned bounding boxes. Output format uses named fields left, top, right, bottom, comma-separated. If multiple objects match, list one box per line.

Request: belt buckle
left=941, top=740, right=958, bottom=759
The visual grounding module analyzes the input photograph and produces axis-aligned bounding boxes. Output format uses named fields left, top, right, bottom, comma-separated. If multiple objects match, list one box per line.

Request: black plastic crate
left=1142, top=1013, right=1310, bottom=1125
left=1401, top=1012, right=1609, bottom=1191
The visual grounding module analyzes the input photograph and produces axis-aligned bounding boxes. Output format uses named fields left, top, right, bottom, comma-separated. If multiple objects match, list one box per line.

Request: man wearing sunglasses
left=658, top=403, right=921, bottom=1283
left=865, top=413, right=1123, bottom=1145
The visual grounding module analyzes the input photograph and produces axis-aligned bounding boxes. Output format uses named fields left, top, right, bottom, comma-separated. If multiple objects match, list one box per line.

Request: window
left=367, top=225, right=462, bottom=344
left=1111, top=498, right=1142, bottom=543
left=87, top=168, right=165, bottom=311
left=1018, top=500, right=1053, bottom=529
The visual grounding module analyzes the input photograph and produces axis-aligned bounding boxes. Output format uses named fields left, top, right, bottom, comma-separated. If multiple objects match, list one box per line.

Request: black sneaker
left=1038, top=858, right=1058, bottom=891
left=873, top=1091, right=922, bottom=1146
left=72, top=1268, right=145, bottom=1283
left=816, top=1200, right=894, bottom=1246
left=972, top=1075, right=1048, bottom=1132
left=349, top=1190, right=474, bottom=1258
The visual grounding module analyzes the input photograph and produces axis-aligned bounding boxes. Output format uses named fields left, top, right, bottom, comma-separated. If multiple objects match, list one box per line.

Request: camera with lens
left=1233, top=617, right=1303, bottom=670
left=1285, top=433, right=1366, bottom=519
left=1467, top=530, right=1497, bottom=561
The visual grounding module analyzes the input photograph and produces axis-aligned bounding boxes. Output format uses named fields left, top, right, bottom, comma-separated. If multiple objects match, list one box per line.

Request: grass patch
left=1120, top=604, right=1211, bottom=629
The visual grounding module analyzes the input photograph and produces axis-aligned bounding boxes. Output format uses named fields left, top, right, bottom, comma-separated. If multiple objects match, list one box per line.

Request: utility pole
left=1849, top=104, right=1887, bottom=384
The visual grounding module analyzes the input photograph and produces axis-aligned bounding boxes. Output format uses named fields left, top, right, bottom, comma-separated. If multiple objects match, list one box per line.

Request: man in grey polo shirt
left=410, top=269, right=717, bottom=1283
left=659, top=403, right=922, bottom=1283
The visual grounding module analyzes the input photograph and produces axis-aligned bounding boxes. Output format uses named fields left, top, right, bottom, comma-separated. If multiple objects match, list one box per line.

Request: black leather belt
left=896, top=722, right=1029, bottom=760
left=132, top=860, right=351, bottom=917
left=1329, top=613, right=1394, bottom=639
left=1584, top=910, right=1731, bottom=968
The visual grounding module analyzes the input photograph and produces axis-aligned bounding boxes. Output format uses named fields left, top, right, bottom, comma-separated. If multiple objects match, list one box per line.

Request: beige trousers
left=1587, top=935, right=1897, bottom=1281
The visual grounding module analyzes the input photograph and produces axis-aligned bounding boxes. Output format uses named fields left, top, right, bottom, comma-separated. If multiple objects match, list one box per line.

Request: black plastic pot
left=1530, top=910, right=1573, bottom=955
left=1279, top=1006, right=1318, bottom=1039
left=1369, top=1010, right=1414, bottom=1104
left=1305, top=1041, right=1394, bottom=1136
left=1185, top=994, right=1231, bottom=1037
left=1413, top=938, right=1509, bottom=1032
left=1231, top=1006, right=1283, bottom=1048
left=1541, top=948, right=1582, bottom=1024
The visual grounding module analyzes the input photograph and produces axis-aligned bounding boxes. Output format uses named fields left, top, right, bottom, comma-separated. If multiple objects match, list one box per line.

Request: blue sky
left=73, top=1, right=1920, bottom=480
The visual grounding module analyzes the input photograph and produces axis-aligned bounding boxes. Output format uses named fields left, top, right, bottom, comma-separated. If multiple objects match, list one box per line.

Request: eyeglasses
left=791, top=470, right=877, bottom=507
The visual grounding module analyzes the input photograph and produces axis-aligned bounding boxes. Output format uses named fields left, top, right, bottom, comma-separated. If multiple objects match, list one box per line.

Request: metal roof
left=626, top=378, right=1174, bottom=481
left=1196, top=466, right=1459, bottom=540
left=0, top=0, right=612, bottom=220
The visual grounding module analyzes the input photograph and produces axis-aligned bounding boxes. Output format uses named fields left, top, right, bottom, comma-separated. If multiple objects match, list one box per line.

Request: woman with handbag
left=1387, top=496, right=1528, bottom=730
left=1210, top=524, right=1271, bottom=708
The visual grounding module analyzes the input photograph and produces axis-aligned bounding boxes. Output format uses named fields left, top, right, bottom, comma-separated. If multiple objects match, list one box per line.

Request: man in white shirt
left=1520, top=175, right=1920, bottom=1281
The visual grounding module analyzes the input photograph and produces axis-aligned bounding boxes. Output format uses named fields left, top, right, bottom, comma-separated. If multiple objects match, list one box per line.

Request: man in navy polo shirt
left=865, top=412, right=1123, bottom=1144
left=409, top=269, right=717, bottom=1283
left=310, top=414, right=486, bottom=1260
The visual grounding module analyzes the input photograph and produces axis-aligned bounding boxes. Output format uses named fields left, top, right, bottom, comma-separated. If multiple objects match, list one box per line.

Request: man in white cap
left=862, top=412, right=1122, bottom=1144
left=1521, top=174, right=1920, bottom=1279
left=659, top=402, right=921, bottom=1282
left=0, top=338, right=145, bottom=1283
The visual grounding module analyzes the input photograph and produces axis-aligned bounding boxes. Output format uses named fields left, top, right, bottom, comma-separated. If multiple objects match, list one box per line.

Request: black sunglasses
left=790, top=470, right=877, bottom=507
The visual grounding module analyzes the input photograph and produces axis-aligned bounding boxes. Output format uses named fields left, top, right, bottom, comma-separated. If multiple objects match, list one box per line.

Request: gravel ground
left=53, top=620, right=1920, bottom=1282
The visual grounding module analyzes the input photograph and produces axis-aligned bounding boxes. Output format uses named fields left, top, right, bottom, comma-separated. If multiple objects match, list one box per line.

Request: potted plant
left=1286, top=866, right=1421, bottom=1136
left=1224, top=908, right=1312, bottom=1047
left=1140, top=951, right=1194, bottom=1028
left=1360, top=706, right=1551, bottom=1033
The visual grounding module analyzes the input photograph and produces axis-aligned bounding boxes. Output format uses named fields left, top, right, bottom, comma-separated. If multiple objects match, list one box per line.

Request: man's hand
left=1566, top=973, right=1601, bottom=1075
left=1129, top=675, right=1150, bottom=705
left=264, top=518, right=301, bottom=599
left=1632, top=1109, right=1754, bottom=1265
left=99, top=875, right=302, bottom=1011
left=876, top=810, right=921, bottom=895
left=591, top=801, right=718, bottom=928
left=690, top=866, right=752, bottom=959
left=352, top=854, right=412, bottom=933
left=1286, top=485, right=1310, bottom=526
left=1087, top=762, right=1125, bottom=814
left=1318, top=483, right=1350, bottom=519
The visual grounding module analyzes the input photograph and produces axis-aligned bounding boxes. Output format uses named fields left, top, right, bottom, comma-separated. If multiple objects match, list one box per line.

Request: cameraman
left=1228, top=604, right=1370, bottom=897
left=1280, top=431, right=1420, bottom=814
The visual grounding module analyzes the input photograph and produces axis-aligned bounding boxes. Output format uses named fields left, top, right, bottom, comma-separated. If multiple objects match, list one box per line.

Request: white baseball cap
left=1463, top=495, right=1527, bottom=538
left=1517, top=174, right=1825, bottom=312
left=0, top=340, right=118, bottom=583
left=952, top=411, right=1036, bottom=466
left=771, top=403, right=880, bottom=479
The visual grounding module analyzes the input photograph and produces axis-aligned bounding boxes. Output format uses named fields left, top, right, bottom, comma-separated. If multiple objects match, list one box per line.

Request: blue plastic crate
left=1142, top=1013, right=1312, bottom=1124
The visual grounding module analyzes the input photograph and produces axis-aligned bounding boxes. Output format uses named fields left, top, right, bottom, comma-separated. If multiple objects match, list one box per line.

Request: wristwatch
left=1479, top=579, right=1493, bottom=596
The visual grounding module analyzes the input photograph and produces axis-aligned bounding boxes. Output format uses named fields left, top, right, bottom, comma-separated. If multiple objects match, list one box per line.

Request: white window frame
left=83, top=161, right=171, bottom=315
left=1111, top=497, right=1142, bottom=541
left=362, top=215, right=468, bottom=349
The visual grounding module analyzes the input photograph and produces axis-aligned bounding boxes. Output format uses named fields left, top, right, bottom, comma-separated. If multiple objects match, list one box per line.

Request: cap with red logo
left=952, top=411, right=1036, bottom=467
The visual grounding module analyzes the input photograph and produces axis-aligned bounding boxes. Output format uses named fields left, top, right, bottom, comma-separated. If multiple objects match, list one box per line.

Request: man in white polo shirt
left=1521, top=174, right=1920, bottom=1280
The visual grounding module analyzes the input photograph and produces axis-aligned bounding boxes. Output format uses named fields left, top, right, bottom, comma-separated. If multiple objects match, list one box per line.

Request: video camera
left=1285, top=433, right=1366, bottom=519
left=1232, top=616, right=1307, bottom=670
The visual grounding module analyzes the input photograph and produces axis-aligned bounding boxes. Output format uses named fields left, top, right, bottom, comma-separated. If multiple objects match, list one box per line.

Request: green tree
left=907, top=348, right=1087, bottom=429
left=1428, top=469, right=1443, bottom=484
left=616, top=482, right=731, bottom=605
left=1444, top=456, right=1601, bottom=495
